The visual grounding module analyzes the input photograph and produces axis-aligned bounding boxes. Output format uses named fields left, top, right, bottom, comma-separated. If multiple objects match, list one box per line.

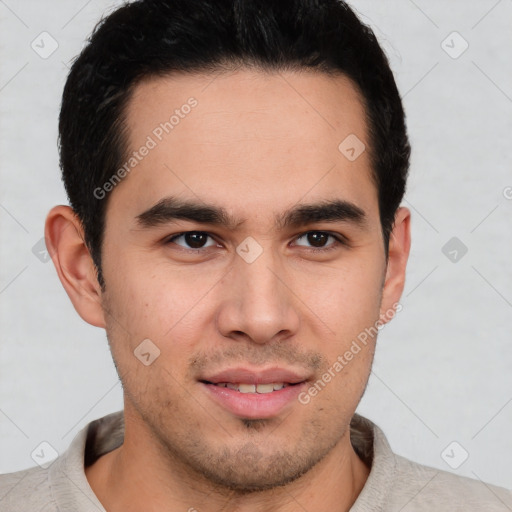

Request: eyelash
left=165, top=231, right=349, bottom=254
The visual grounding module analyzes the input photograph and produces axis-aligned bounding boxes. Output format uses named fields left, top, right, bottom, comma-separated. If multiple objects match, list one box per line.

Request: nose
left=216, top=246, right=300, bottom=345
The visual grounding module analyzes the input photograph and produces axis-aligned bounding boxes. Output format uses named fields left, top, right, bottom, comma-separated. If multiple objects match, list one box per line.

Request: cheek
left=299, top=258, right=384, bottom=341
left=103, top=255, right=198, bottom=334
left=102, top=256, right=222, bottom=375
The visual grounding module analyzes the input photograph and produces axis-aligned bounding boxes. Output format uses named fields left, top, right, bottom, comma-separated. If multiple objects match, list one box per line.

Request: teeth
left=238, top=383, right=256, bottom=393
left=256, top=383, right=274, bottom=394
left=213, top=382, right=289, bottom=393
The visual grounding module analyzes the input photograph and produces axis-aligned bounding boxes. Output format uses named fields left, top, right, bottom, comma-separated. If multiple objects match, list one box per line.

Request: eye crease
left=294, top=232, right=346, bottom=251
left=167, top=232, right=220, bottom=250
left=166, top=231, right=348, bottom=252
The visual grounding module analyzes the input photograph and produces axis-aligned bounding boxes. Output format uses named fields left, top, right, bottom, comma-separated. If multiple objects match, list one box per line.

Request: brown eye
left=168, top=232, right=217, bottom=249
left=307, top=232, right=329, bottom=247
left=295, top=231, right=341, bottom=250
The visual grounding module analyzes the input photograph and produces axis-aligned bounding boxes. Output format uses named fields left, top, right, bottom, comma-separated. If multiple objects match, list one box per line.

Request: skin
left=46, top=69, right=411, bottom=512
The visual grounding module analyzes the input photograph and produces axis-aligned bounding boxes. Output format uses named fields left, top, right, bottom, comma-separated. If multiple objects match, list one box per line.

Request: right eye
left=166, top=231, right=220, bottom=250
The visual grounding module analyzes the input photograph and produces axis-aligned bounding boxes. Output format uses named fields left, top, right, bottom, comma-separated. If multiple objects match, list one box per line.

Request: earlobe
left=379, top=206, right=411, bottom=322
left=44, top=205, right=106, bottom=328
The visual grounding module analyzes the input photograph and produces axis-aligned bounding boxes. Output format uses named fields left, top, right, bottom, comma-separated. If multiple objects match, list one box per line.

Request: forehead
left=126, top=68, right=368, bottom=149
left=110, top=68, right=377, bottom=224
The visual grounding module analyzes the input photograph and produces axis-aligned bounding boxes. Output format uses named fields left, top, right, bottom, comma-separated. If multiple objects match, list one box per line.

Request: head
left=47, top=0, right=411, bottom=494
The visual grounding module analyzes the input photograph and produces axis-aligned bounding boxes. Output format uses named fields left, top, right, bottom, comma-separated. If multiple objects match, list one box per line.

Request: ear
left=44, top=205, right=106, bottom=328
left=379, top=206, right=411, bottom=323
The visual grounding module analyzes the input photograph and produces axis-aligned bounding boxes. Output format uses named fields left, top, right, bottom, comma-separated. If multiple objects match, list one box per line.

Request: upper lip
left=200, top=367, right=310, bottom=385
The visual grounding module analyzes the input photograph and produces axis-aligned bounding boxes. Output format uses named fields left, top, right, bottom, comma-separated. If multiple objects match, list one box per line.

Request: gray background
left=1, top=0, right=511, bottom=491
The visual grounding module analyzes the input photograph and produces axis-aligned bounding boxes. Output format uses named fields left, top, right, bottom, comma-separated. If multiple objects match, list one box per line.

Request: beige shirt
left=0, top=410, right=511, bottom=511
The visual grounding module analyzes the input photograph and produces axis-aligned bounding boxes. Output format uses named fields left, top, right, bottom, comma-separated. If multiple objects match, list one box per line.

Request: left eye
left=294, top=232, right=340, bottom=249
left=168, top=232, right=218, bottom=249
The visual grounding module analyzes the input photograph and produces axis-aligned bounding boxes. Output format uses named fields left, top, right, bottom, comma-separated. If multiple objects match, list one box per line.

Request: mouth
left=200, top=381, right=300, bottom=393
left=199, top=367, right=310, bottom=419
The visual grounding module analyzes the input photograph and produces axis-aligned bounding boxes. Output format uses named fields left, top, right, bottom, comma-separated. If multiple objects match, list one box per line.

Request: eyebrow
left=136, top=196, right=367, bottom=231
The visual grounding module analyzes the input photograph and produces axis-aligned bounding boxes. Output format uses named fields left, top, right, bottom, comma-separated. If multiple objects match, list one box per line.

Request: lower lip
left=201, top=382, right=307, bottom=419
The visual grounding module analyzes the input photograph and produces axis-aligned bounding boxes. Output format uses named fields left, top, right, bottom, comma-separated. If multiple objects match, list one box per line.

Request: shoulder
left=0, top=465, right=57, bottom=512
left=0, top=411, right=123, bottom=511
left=350, top=414, right=512, bottom=511
left=388, top=454, right=512, bottom=511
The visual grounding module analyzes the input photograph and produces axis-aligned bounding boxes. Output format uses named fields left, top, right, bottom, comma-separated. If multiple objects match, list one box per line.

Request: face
left=97, top=69, right=399, bottom=491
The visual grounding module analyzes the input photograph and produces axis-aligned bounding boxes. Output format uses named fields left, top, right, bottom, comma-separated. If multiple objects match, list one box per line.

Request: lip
left=200, top=366, right=309, bottom=385
left=199, top=366, right=310, bottom=419
left=201, top=381, right=308, bottom=419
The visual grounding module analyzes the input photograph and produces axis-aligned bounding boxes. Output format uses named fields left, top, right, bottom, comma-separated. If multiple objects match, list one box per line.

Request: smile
left=201, top=380, right=307, bottom=419
left=206, top=382, right=292, bottom=393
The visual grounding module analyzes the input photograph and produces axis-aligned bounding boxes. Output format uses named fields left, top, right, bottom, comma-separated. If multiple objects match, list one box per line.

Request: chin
left=183, top=433, right=339, bottom=495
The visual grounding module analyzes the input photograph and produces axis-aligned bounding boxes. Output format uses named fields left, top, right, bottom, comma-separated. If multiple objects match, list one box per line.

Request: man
left=1, top=0, right=510, bottom=510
